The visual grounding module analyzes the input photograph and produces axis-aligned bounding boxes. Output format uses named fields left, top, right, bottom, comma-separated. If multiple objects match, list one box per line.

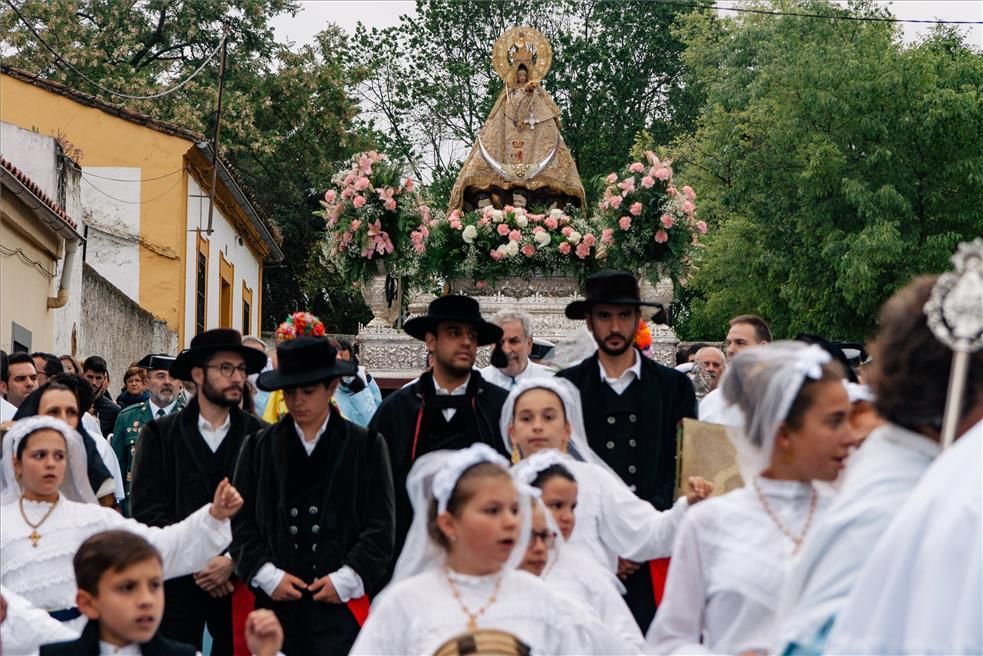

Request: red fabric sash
left=347, top=595, right=371, bottom=626
left=649, top=558, right=670, bottom=606
left=231, top=581, right=255, bottom=656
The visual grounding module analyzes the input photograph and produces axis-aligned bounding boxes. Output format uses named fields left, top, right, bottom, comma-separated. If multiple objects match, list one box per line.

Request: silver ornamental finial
left=923, top=238, right=983, bottom=448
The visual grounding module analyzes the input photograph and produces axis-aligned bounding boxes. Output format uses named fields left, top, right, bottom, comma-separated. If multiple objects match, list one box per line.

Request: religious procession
left=0, top=1, right=981, bottom=655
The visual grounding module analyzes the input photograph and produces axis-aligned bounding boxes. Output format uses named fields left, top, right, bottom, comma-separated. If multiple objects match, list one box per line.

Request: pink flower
left=509, top=229, right=522, bottom=242
left=448, top=209, right=462, bottom=222
left=341, top=188, right=354, bottom=200
left=619, top=177, right=636, bottom=196
left=353, top=195, right=366, bottom=209
left=479, top=216, right=491, bottom=226
left=696, top=220, right=708, bottom=235
left=654, top=230, right=669, bottom=244
left=350, top=219, right=361, bottom=231
left=667, top=184, right=678, bottom=197
left=544, top=217, right=559, bottom=230
left=645, top=151, right=661, bottom=168
left=354, top=176, right=370, bottom=191
left=358, top=154, right=373, bottom=176
left=363, top=220, right=394, bottom=258
left=497, top=223, right=510, bottom=236
left=341, top=231, right=353, bottom=248
left=325, top=189, right=337, bottom=203
left=521, top=244, right=535, bottom=258
left=682, top=200, right=695, bottom=215
left=583, top=233, right=597, bottom=247
left=598, top=200, right=610, bottom=211
left=419, top=205, right=432, bottom=223
left=606, top=173, right=618, bottom=184
left=410, top=230, right=424, bottom=244
left=619, top=216, right=632, bottom=230
left=413, top=242, right=425, bottom=254
left=660, top=214, right=674, bottom=229
left=562, top=226, right=573, bottom=237
left=601, top=228, right=614, bottom=244
left=558, top=241, right=571, bottom=255
left=608, top=195, right=622, bottom=209
left=629, top=162, right=645, bottom=174
left=575, top=242, right=591, bottom=259
left=641, top=176, right=655, bottom=189
left=489, top=249, right=504, bottom=261
left=404, top=178, right=415, bottom=192
left=683, top=185, right=696, bottom=201
left=532, top=226, right=545, bottom=234
left=654, top=167, right=670, bottom=181
left=419, top=225, right=430, bottom=238
left=377, top=187, right=397, bottom=211
left=449, top=218, right=463, bottom=230
left=343, top=173, right=355, bottom=187
left=629, top=202, right=643, bottom=216
left=503, top=204, right=515, bottom=213
left=476, top=280, right=487, bottom=289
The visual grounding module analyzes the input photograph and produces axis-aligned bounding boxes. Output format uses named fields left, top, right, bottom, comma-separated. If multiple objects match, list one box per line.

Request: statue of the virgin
left=448, top=26, right=586, bottom=212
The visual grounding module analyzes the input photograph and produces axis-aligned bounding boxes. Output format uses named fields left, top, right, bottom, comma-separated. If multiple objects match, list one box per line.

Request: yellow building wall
left=0, top=74, right=192, bottom=342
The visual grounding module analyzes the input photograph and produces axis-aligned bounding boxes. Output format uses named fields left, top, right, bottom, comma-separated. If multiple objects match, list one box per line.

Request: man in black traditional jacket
left=130, top=329, right=267, bottom=656
left=557, top=270, right=697, bottom=631
left=369, top=295, right=509, bottom=575
left=232, top=336, right=395, bottom=656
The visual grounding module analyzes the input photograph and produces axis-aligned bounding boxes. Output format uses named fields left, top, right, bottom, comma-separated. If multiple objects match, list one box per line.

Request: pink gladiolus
left=562, top=226, right=573, bottom=237
left=660, top=214, right=674, bottom=229
left=697, top=220, right=708, bottom=234
left=609, top=195, right=623, bottom=209
left=619, top=216, right=632, bottom=230
left=558, top=241, right=571, bottom=255
left=575, top=242, right=591, bottom=259
left=629, top=162, right=645, bottom=174
left=509, top=230, right=522, bottom=242
left=654, top=168, right=670, bottom=181
left=654, top=230, right=669, bottom=244
left=325, top=189, right=337, bottom=203
left=601, top=228, right=614, bottom=244
left=351, top=219, right=361, bottom=231
left=583, top=233, right=597, bottom=247
left=544, top=217, right=559, bottom=230
left=683, top=185, right=696, bottom=201
left=358, top=154, right=373, bottom=176
left=641, top=176, right=655, bottom=189
left=645, top=151, right=661, bottom=168
left=629, top=202, right=643, bottom=217
left=497, top=223, right=510, bottom=236
left=606, top=173, right=618, bottom=184
left=521, top=244, right=536, bottom=258
left=368, top=150, right=382, bottom=163
left=354, top=177, right=370, bottom=191
left=489, top=249, right=504, bottom=261
left=378, top=187, right=397, bottom=211
left=619, top=177, right=636, bottom=196
left=353, top=195, right=367, bottom=209
left=682, top=200, right=695, bottom=215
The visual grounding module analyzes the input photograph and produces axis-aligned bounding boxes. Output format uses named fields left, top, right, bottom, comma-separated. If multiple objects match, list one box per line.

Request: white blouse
left=566, top=459, right=688, bottom=572
left=351, top=568, right=598, bottom=655
left=646, top=478, right=830, bottom=655
left=0, top=496, right=231, bottom=641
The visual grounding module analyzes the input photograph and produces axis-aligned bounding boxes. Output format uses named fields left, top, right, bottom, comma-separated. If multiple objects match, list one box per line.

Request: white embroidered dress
left=646, top=478, right=830, bottom=655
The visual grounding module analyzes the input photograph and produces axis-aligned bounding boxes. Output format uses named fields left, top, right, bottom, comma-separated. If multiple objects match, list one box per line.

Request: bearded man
left=130, top=329, right=267, bottom=655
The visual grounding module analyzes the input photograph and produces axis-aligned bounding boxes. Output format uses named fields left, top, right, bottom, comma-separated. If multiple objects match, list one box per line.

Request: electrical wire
left=654, top=0, right=983, bottom=25
left=80, top=167, right=184, bottom=182
left=0, top=244, right=57, bottom=278
left=80, top=174, right=185, bottom=205
left=3, top=0, right=225, bottom=100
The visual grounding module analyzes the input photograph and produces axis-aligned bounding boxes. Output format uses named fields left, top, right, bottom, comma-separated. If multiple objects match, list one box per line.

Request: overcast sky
left=270, top=1, right=983, bottom=50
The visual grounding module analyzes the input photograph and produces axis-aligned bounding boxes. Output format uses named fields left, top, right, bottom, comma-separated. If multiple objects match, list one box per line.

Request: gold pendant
left=29, top=530, right=41, bottom=547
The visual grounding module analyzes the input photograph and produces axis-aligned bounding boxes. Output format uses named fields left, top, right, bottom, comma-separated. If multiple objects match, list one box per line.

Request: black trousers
left=159, top=575, right=233, bottom=656
left=254, top=589, right=360, bottom=656
left=623, top=566, right=657, bottom=633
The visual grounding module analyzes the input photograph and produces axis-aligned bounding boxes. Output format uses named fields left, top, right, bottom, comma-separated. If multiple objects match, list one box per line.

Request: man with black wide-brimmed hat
left=130, top=329, right=267, bottom=655
left=558, top=270, right=697, bottom=631
left=369, top=295, right=510, bottom=575
left=231, top=336, right=394, bottom=655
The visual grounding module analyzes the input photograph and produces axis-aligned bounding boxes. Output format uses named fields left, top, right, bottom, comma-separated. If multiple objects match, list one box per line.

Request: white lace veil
left=1, top=416, right=98, bottom=505
left=719, top=341, right=835, bottom=479
left=499, top=377, right=618, bottom=478
left=392, top=444, right=534, bottom=583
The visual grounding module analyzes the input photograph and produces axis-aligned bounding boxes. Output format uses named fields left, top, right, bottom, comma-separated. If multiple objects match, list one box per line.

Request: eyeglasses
left=204, top=363, right=248, bottom=378
left=530, top=529, right=557, bottom=548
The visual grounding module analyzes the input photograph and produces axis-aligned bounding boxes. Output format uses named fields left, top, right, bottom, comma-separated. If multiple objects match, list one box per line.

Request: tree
left=671, top=1, right=983, bottom=341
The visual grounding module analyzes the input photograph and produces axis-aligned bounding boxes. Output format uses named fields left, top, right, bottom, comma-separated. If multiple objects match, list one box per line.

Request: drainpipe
left=47, top=238, right=78, bottom=309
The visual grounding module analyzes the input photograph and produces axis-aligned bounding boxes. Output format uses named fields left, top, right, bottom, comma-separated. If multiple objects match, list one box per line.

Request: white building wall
left=184, top=177, right=262, bottom=346
left=79, top=167, right=141, bottom=302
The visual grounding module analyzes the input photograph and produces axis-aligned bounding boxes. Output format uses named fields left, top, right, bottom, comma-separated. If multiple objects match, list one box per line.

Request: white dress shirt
left=197, top=412, right=231, bottom=453
left=597, top=350, right=642, bottom=395
left=0, top=396, right=17, bottom=422
left=479, top=360, right=553, bottom=391
left=148, top=399, right=178, bottom=418
left=698, top=387, right=746, bottom=426
left=250, top=408, right=365, bottom=603
left=433, top=375, right=469, bottom=422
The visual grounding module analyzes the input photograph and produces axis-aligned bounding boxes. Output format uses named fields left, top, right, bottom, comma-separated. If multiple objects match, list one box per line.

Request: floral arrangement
left=316, top=151, right=429, bottom=284
left=275, top=311, right=325, bottom=342
left=633, top=318, right=653, bottom=358
left=595, top=151, right=707, bottom=282
left=417, top=205, right=605, bottom=285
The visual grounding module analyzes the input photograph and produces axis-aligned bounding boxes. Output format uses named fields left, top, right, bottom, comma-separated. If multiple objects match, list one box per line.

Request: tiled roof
left=0, top=155, right=80, bottom=234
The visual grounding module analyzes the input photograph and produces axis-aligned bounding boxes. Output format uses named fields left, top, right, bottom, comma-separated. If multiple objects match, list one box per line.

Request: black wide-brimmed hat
left=564, top=270, right=661, bottom=320
left=170, top=329, right=267, bottom=381
left=135, top=353, right=175, bottom=372
left=256, top=336, right=356, bottom=391
left=403, top=295, right=503, bottom=346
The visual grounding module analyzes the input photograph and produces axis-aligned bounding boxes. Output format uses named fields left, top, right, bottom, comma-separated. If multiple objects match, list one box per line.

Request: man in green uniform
left=112, top=353, right=183, bottom=515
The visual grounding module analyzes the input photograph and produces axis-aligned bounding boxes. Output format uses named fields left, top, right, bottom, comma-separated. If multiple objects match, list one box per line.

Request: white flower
left=515, top=215, right=528, bottom=228
left=462, top=225, right=478, bottom=244
left=505, top=240, right=520, bottom=257
left=496, top=244, right=510, bottom=256
left=549, top=208, right=564, bottom=220
left=534, top=231, right=551, bottom=248
left=491, top=209, right=504, bottom=222
left=567, top=230, right=582, bottom=245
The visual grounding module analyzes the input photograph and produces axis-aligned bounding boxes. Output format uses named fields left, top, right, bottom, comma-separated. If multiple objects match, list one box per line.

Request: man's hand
left=245, top=609, right=284, bottom=656
left=617, top=558, right=641, bottom=581
left=194, top=556, right=235, bottom=594
left=309, top=575, right=342, bottom=604
left=208, top=478, right=244, bottom=520
left=686, top=476, right=714, bottom=505
left=270, top=573, right=306, bottom=602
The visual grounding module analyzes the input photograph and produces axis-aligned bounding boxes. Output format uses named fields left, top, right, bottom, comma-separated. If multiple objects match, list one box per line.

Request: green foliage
left=672, top=1, right=983, bottom=341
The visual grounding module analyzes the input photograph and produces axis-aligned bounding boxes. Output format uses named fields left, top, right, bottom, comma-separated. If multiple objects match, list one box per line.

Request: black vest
left=282, top=435, right=340, bottom=579
left=595, top=380, right=645, bottom=493
left=41, top=620, right=195, bottom=656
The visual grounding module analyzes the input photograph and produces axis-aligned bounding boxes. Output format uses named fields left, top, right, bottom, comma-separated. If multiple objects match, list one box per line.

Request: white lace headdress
left=1, top=415, right=97, bottom=505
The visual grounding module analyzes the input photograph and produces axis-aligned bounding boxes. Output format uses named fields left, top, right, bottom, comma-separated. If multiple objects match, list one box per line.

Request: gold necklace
left=19, top=495, right=60, bottom=548
left=445, top=567, right=503, bottom=631
left=752, top=477, right=816, bottom=555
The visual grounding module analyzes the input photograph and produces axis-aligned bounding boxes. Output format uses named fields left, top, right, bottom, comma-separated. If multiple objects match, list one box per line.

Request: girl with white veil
left=0, top=416, right=242, bottom=654
left=501, top=377, right=712, bottom=577
left=646, top=342, right=857, bottom=655
left=350, top=443, right=595, bottom=655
